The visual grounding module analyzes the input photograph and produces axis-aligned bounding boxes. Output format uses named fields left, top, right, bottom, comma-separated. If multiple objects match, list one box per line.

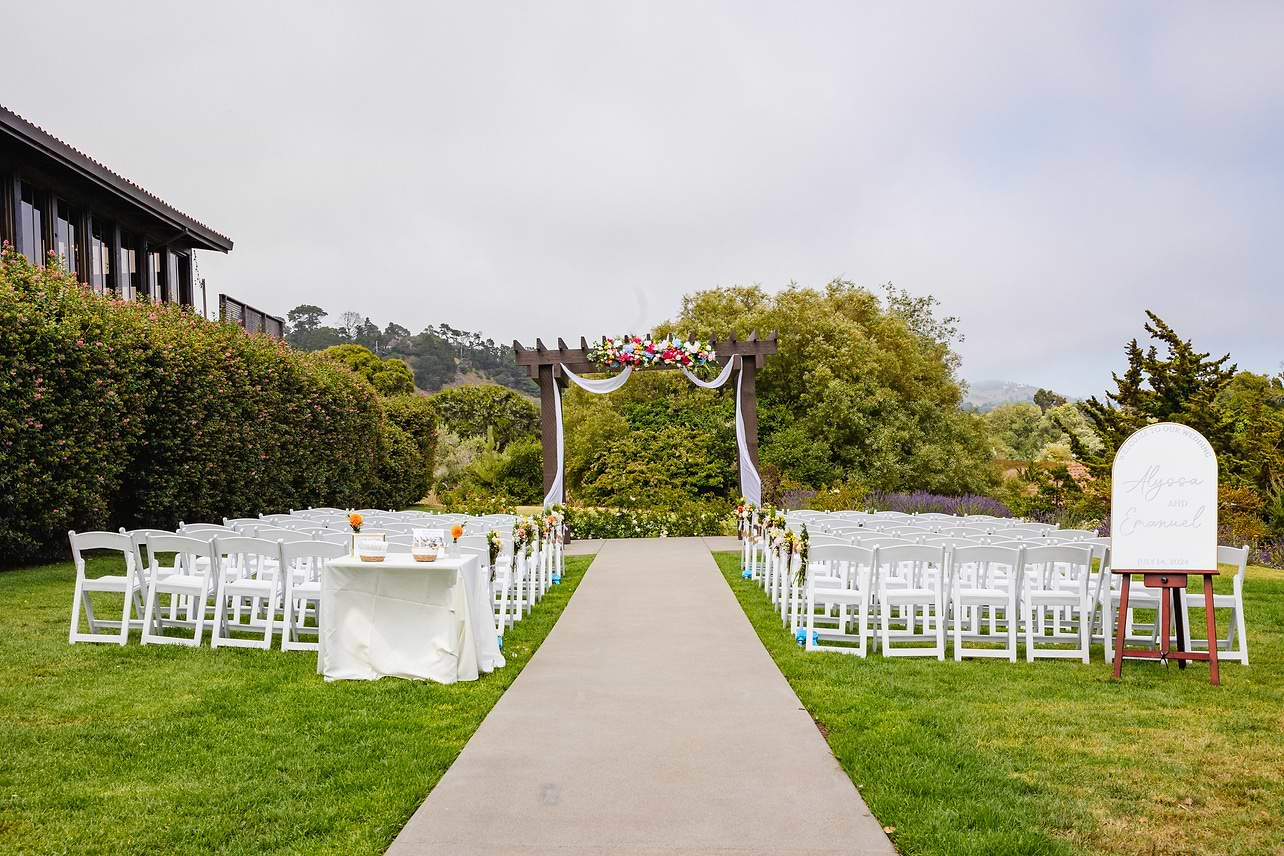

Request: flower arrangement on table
left=451, top=523, right=464, bottom=547
left=587, top=334, right=717, bottom=371
left=348, top=512, right=363, bottom=533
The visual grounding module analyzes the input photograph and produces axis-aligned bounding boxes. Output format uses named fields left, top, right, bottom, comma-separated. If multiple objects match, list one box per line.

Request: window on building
left=174, top=252, right=192, bottom=307
left=18, top=182, right=45, bottom=264
left=90, top=218, right=113, bottom=295
left=167, top=252, right=179, bottom=303
left=54, top=200, right=79, bottom=276
left=148, top=251, right=162, bottom=301
left=118, top=230, right=138, bottom=300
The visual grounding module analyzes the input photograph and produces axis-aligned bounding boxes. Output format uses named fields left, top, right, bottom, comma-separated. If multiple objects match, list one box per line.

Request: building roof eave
left=0, top=104, right=233, bottom=253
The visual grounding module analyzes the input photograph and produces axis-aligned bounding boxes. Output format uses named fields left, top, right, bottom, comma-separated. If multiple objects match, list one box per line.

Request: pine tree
left=1071, top=312, right=1237, bottom=474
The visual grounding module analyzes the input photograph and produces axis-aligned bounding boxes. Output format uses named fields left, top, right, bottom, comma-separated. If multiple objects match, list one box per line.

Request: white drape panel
left=544, top=366, right=633, bottom=506
left=682, top=355, right=761, bottom=505
left=541, top=358, right=761, bottom=507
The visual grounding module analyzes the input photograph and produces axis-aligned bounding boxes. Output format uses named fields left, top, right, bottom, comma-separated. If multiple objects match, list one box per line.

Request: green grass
left=713, top=552, right=1284, bottom=856
left=0, top=554, right=592, bottom=854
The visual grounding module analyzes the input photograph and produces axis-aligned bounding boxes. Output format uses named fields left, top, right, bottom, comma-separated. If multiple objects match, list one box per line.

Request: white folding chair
left=211, top=536, right=281, bottom=650
left=876, top=544, right=948, bottom=660
left=805, top=544, right=877, bottom=657
left=68, top=530, right=142, bottom=645
left=1023, top=544, right=1093, bottom=663
left=280, top=539, right=347, bottom=652
left=141, top=534, right=218, bottom=647
left=950, top=544, right=1023, bottom=662
left=1180, top=545, right=1251, bottom=664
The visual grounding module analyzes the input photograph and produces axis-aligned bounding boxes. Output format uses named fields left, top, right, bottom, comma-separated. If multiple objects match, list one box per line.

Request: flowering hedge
left=0, top=248, right=419, bottom=566
left=565, top=502, right=733, bottom=539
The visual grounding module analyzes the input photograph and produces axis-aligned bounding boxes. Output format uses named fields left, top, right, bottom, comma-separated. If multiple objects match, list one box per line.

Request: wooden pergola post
left=537, top=363, right=560, bottom=498
left=514, top=332, right=778, bottom=504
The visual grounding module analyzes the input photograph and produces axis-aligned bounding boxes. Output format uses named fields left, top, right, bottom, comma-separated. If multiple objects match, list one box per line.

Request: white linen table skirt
left=318, top=555, right=503, bottom=683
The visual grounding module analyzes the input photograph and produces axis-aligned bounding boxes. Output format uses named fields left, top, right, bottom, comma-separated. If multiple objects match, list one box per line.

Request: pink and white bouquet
left=587, top=334, right=717, bottom=371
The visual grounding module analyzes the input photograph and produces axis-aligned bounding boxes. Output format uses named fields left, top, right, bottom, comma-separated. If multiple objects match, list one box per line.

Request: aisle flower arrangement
left=513, top=516, right=537, bottom=553
left=485, top=529, right=502, bottom=579
left=587, top=334, right=717, bottom=371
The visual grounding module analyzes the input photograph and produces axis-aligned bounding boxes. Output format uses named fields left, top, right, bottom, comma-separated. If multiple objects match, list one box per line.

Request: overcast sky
left=5, top=2, right=1281, bottom=396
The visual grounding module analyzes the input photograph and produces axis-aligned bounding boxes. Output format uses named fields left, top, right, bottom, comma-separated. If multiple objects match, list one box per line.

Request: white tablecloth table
left=318, top=554, right=505, bottom=683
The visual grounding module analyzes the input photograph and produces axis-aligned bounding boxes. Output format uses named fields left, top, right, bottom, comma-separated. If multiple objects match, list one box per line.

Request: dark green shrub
left=429, top=384, right=538, bottom=449
left=319, top=343, right=416, bottom=396
left=0, top=248, right=404, bottom=566
left=370, top=422, right=428, bottom=509
left=382, top=394, right=438, bottom=489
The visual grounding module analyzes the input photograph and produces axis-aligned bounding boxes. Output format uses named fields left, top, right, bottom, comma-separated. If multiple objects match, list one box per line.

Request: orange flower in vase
left=450, top=524, right=464, bottom=542
left=348, top=513, right=364, bottom=533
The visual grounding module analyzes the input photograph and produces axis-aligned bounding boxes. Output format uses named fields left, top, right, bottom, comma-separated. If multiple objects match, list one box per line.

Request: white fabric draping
left=544, top=366, right=633, bottom=507
left=542, top=356, right=761, bottom=507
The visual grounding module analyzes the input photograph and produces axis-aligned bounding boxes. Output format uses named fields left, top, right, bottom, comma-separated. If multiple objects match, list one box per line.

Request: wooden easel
left=1111, top=568, right=1220, bottom=686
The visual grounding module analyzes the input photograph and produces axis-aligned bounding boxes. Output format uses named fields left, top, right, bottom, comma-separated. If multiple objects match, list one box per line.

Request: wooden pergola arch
left=513, top=332, right=779, bottom=501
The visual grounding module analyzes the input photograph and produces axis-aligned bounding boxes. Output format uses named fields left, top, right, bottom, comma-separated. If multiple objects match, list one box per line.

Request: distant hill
left=963, top=379, right=1072, bottom=412
left=283, top=304, right=537, bottom=395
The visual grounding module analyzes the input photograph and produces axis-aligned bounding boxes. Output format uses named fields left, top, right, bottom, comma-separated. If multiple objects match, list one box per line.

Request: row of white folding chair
left=763, top=531, right=1064, bottom=648
left=802, top=542, right=1096, bottom=661
left=69, top=529, right=347, bottom=651
left=799, top=535, right=1249, bottom=664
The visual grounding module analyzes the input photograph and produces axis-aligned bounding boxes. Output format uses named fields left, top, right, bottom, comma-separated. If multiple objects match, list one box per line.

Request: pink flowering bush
left=0, top=247, right=418, bottom=566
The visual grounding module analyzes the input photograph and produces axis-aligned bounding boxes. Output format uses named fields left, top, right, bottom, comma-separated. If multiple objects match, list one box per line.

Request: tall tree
left=1073, top=311, right=1237, bottom=474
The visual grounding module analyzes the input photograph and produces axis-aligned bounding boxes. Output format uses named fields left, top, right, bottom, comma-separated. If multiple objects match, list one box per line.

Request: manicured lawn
left=713, top=552, right=1284, bottom=856
left=0, top=554, right=592, bottom=854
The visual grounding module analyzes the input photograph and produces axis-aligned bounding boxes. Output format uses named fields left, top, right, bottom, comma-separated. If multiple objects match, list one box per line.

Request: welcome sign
left=1110, top=422, right=1218, bottom=571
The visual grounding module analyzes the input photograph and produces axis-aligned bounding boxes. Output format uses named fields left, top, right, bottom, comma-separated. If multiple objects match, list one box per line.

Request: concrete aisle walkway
left=389, top=538, right=894, bottom=856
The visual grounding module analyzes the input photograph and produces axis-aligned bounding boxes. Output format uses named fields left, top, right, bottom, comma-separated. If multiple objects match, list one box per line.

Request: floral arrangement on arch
left=587, top=334, right=717, bottom=371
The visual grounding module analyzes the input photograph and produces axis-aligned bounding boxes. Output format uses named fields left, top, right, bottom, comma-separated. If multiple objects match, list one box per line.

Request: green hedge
left=565, top=502, right=733, bottom=539
left=0, top=248, right=420, bottom=566
left=382, top=394, right=437, bottom=496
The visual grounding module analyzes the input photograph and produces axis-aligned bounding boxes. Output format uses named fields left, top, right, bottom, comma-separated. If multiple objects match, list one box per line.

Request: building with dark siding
left=0, top=103, right=232, bottom=312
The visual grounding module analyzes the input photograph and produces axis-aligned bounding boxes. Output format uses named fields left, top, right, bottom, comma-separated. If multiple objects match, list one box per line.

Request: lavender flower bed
left=864, top=491, right=1014, bottom=518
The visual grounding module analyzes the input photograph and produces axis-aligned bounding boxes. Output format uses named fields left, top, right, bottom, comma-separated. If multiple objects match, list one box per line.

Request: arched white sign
left=1110, top=422, right=1218, bottom=571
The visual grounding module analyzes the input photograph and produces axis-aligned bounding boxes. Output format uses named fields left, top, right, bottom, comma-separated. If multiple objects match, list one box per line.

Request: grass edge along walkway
left=712, top=551, right=1284, bottom=856
left=0, top=554, right=593, bottom=854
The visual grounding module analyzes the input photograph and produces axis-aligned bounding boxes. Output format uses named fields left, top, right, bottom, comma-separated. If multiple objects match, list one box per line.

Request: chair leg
left=1080, top=597, right=1091, bottom=664
left=952, top=593, right=963, bottom=661
left=69, top=578, right=86, bottom=643
left=282, top=582, right=296, bottom=650
left=141, top=583, right=160, bottom=645
left=193, top=580, right=210, bottom=647
left=211, top=579, right=229, bottom=649
left=1234, top=598, right=1249, bottom=665
left=1007, top=593, right=1018, bottom=663
left=935, top=592, right=946, bottom=661
left=1024, top=599, right=1035, bottom=663
left=118, top=580, right=134, bottom=646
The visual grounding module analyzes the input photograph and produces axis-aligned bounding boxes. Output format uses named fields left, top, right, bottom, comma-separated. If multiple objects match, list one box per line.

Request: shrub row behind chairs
left=741, top=509, right=1249, bottom=665
left=67, top=508, right=567, bottom=651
